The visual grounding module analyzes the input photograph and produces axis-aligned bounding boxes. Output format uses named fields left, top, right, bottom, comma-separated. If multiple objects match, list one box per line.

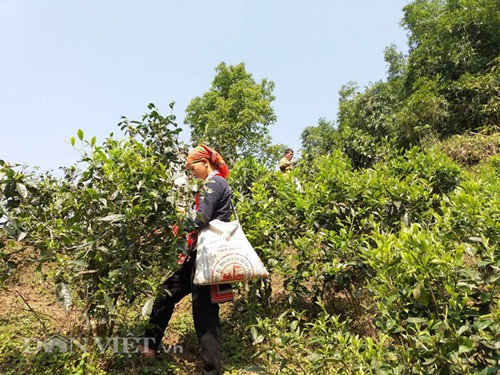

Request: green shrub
left=251, top=304, right=404, bottom=374
left=1, top=104, right=187, bottom=335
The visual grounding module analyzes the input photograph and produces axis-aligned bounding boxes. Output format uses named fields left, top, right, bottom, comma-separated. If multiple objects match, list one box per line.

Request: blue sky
left=1, top=0, right=410, bottom=173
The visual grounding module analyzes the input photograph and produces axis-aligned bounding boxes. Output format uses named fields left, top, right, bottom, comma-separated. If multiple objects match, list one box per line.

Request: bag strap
left=230, top=201, right=239, bottom=222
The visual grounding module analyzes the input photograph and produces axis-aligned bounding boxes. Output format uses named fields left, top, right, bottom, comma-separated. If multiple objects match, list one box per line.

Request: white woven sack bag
left=193, top=219, right=269, bottom=285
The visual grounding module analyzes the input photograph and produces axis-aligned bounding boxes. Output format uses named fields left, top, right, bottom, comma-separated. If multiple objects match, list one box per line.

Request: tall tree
left=336, top=0, right=499, bottom=157
left=300, top=118, right=339, bottom=163
left=403, top=0, right=499, bottom=85
left=185, top=62, right=276, bottom=165
left=336, top=79, right=403, bottom=168
left=400, top=0, right=500, bottom=138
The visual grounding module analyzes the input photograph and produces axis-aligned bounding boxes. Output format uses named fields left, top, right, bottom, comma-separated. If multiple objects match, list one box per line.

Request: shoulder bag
left=193, top=204, right=269, bottom=285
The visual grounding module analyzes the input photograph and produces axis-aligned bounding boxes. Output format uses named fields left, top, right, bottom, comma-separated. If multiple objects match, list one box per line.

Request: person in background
left=138, top=144, right=233, bottom=375
left=279, top=148, right=298, bottom=172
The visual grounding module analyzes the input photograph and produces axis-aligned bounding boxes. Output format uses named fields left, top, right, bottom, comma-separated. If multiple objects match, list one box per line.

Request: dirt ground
left=0, top=244, right=273, bottom=374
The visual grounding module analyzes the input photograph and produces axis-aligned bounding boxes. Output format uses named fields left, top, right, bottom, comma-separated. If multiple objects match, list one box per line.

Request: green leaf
left=102, top=291, right=115, bottom=314
left=98, top=214, right=126, bottom=222
left=70, top=136, right=76, bottom=146
left=468, top=236, right=483, bottom=243
left=412, top=283, right=430, bottom=306
left=458, top=337, right=474, bottom=353
left=77, top=129, right=84, bottom=141
left=91, top=136, right=97, bottom=146
left=406, top=317, right=428, bottom=324
left=423, top=357, right=436, bottom=365
left=243, top=366, right=266, bottom=373
left=250, top=326, right=265, bottom=345
left=280, top=358, right=289, bottom=370
left=67, top=259, right=88, bottom=268
left=473, top=320, right=492, bottom=331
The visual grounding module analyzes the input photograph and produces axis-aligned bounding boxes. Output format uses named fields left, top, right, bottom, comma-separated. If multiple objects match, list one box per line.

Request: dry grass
left=437, top=132, right=500, bottom=166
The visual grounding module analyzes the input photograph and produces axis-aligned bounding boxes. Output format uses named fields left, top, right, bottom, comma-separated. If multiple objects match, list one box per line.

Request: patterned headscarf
left=186, top=144, right=230, bottom=179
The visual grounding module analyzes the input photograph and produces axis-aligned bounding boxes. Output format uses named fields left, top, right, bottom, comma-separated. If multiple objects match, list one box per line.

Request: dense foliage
left=1, top=104, right=189, bottom=335
left=329, top=0, right=500, bottom=168
left=231, top=149, right=498, bottom=373
left=185, top=62, right=277, bottom=165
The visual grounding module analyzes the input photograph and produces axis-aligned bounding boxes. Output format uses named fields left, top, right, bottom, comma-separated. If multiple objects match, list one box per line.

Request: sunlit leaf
left=98, top=214, right=126, bottom=222
left=468, top=236, right=483, bottom=243
left=141, top=299, right=154, bottom=318
left=473, top=320, right=492, bottom=331
left=250, top=326, right=264, bottom=345
left=17, top=232, right=27, bottom=241
left=406, top=317, right=427, bottom=324
left=16, top=182, right=28, bottom=199
left=458, top=337, right=474, bottom=353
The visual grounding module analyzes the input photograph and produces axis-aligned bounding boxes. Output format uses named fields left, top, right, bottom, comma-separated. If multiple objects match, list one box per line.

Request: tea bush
left=251, top=303, right=404, bottom=374
left=231, top=164, right=308, bottom=306
left=2, top=110, right=498, bottom=373
left=239, top=146, right=498, bottom=373
left=1, top=104, right=188, bottom=335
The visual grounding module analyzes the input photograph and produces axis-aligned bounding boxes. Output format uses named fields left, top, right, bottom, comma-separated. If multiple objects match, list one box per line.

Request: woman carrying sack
left=138, top=144, right=233, bottom=375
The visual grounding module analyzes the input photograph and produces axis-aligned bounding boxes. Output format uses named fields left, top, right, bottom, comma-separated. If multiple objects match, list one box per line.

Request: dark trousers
left=144, top=254, right=221, bottom=375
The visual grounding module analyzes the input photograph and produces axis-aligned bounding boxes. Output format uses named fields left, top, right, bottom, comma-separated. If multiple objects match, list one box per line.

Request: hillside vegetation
left=1, top=0, right=499, bottom=374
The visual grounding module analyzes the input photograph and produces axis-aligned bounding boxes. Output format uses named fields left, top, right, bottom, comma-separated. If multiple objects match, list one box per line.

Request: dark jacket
left=188, top=175, right=232, bottom=231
